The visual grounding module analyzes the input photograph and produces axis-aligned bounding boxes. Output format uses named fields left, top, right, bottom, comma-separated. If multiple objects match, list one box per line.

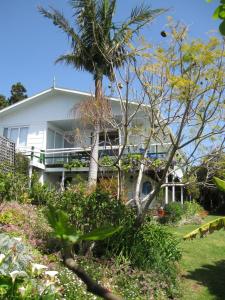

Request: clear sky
left=0, top=0, right=220, bottom=98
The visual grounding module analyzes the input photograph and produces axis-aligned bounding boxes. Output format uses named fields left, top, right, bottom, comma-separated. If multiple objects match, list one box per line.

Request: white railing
left=17, top=143, right=170, bottom=167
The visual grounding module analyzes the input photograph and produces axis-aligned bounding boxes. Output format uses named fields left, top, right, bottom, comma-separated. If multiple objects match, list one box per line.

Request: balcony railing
left=19, top=144, right=170, bottom=168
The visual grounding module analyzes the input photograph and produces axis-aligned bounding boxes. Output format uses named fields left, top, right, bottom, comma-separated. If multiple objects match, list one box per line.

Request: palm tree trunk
left=88, top=76, right=102, bottom=187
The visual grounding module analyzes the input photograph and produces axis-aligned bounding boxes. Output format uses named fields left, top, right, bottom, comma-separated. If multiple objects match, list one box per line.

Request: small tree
left=9, top=82, right=27, bottom=105
left=0, top=94, right=8, bottom=109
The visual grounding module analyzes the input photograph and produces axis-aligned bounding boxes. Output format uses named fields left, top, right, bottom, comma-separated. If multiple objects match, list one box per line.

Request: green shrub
left=106, top=219, right=181, bottom=298
left=46, top=187, right=131, bottom=233
left=129, top=221, right=181, bottom=270
left=15, top=152, right=29, bottom=175
left=163, top=202, right=184, bottom=224
left=0, top=202, right=51, bottom=249
left=183, top=200, right=203, bottom=218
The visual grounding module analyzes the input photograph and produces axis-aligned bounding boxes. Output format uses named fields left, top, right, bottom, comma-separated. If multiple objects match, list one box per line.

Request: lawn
left=169, top=215, right=225, bottom=300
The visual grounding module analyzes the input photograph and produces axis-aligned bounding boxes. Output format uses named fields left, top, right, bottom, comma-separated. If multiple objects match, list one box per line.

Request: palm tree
left=39, top=0, right=163, bottom=187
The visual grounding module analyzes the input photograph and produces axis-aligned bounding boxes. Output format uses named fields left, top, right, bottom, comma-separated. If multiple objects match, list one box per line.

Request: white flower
left=45, top=270, right=58, bottom=280
left=0, top=254, right=6, bottom=264
left=9, top=271, right=27, bottom=283
left=13, top=237, right=22, bottom=242
left=18, top=286, right=26, bottom=296
left=31, top=263, right=48, bottom=274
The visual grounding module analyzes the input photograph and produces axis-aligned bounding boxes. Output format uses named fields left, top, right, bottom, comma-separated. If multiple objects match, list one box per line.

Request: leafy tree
left=207, top=0, right=225, bottom=35
left=0, top=95, right=8, bottom=110
left=113, top=21, right=225, bottom=223
left=39, top=0, right=163, bottom=187
left=9, top=82, right=27, bottom=105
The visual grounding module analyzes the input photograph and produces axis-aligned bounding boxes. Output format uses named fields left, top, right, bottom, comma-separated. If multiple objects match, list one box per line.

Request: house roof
left=0, top=86, right=142, bottom=116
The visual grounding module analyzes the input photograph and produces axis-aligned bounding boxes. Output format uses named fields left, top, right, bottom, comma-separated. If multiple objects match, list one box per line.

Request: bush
left=163, top=202, right=184, bottom=224
left=46, top=186, right=131, bottom=233
left=106, top=219, right=181, bottom=298
left=0, top=202, right=51, bottom=249
left=183, top=200, right=204, bottom=218
left=129, top=221, right=181, bottom=269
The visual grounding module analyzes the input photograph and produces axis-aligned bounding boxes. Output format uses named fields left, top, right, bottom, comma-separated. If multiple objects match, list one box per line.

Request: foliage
left=209, top=0, right=225, bottom=35
left=183, top=173, right=201, bottom=199
left=0, top=233, right=61, bottom=299
left=15, top=153, right=29, bottom=175
left=129, top=221, right=181, bottom=270
left=183, top=216, right=225, bottom=240
left=64, top=159, right=87, bottom=169
left=163, top=202, right=184, bottom=224
left=39, top=1, right=163, bottom=82
left=59, top=256, right=175, bottom=300
left=213, top=176, right=225, bottom=192
left=8, top=82, right=27, bottom=105
left=47, top=206, right=122, bottom=245
left=0, top=153, right=31, bottom=203
left=183, top=200, right=204, bottom=218
left=30, top=180, right=57, bottom=206
left=97, top=177, right=118, bottom=198
left=107, top=220, right=181, bottom=297
left=121, top=153, right=142, bottom=172
left=99, top=155, right=115, bottom=167
left=0, top=171, right=30, bottom=203
left=183, top=176, right=225, bottom=240
left=46, top=187, right=130, bottom=234
left=0, top=202, right=51, bottom=249
left=0, top=95, right=8, bottom=110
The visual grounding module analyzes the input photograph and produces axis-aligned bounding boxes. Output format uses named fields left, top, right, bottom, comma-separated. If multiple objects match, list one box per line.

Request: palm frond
left=38, top=6, right=82, bottom=47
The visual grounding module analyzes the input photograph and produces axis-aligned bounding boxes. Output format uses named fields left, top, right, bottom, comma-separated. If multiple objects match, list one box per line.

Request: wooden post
left=172, top=185, right=175, bottom=202
left=61, top=170, right=65, bottom=191
left=39, top=171, right=45, bottom=186
left=165, top=175, right=168, bottom=205
left=181, top=186, right=184, bottom=205
left=31, top=146, right=34, bottom=161
left=28, top=165, right=33, bottom=188
left=40, top=149, right=45, bottom=164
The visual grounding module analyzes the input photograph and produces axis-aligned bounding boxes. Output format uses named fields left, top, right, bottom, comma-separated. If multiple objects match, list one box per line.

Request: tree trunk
left=88, top=76, right=103, bottom=187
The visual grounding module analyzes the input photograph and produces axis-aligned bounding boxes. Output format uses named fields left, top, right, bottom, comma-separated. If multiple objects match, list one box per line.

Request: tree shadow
left=184, top=260, right=225, bottom=299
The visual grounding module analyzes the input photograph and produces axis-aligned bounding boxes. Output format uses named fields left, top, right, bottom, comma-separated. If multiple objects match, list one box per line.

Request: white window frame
left=3, top=126, right=29, bottom=147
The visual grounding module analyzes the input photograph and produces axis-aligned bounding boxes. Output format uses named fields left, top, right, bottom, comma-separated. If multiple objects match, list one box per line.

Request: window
left=98, top=130, right=119, bottom=146
left=3, top=127, right=28, bottom=146
left=3, top=128, right=8, bottom=138
left=142, top=181, right=152, bottom=195
left=19, top=127, right=28, bottom=146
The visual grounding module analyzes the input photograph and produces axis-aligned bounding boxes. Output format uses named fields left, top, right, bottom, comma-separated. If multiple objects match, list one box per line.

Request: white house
left=0, top=86, right=185, bottom=207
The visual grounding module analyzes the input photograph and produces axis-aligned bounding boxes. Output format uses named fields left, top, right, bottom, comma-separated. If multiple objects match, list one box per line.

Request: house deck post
left=165, top=175, right=168, bottom=205
left=61, top=170, right=65, bottom=191
left=181, top=186, right=184, bottom=205
left=28, top=165, right=33, bottom=188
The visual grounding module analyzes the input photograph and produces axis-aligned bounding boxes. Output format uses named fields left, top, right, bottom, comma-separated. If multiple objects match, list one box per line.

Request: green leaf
left=80, top=226, right=123, bottom=241
left=219, top=6, right=225, bottom=19
left=219, top=19, right=225, bottom=35
left=213, top=5, right=222, bottom=19
left=47, top=207, right=79, bottom=241
left=214, top=176, right=225, bottom=192
left=183, top=217, right=225, bottom=240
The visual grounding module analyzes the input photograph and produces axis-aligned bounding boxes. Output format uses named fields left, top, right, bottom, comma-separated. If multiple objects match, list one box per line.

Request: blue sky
left=0, top=0, right=220, bottom=98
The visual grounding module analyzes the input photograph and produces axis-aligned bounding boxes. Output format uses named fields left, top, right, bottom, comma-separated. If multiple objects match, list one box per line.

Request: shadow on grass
left=185, top=260, right=225, bottom=300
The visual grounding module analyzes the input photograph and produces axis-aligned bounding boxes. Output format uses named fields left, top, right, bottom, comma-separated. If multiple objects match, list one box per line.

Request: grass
left=169, top=215, right=225, bottom=300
